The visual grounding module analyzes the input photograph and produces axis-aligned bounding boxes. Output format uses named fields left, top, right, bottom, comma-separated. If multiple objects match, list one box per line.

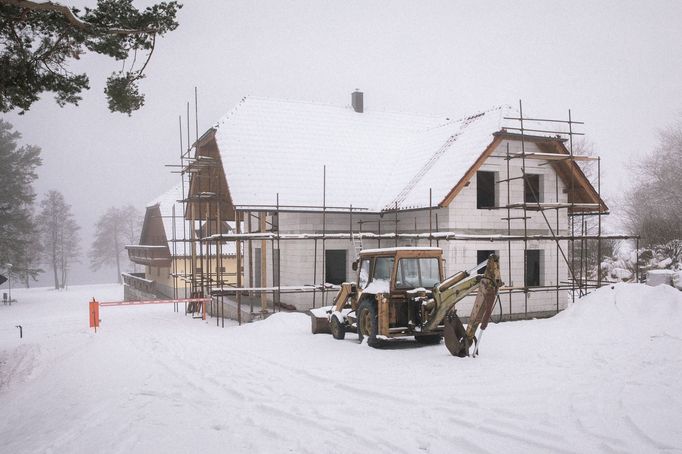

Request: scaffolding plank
left=496, top=176, right=526, bottom=183
left=504, top=116, right=585, bottom=125
left=506, top=152, right=597, bottom=161
left=502, top=126, right=585, bottom=136
left=202, top=231, right=637, bottom=242
left=504, top=202, right=601, bottom=211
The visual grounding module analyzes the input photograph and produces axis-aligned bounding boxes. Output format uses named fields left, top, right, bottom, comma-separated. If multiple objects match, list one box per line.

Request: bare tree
left=89, top=205, right=141, bottom=282
left=623, top=118, right=682, bottom=246
left=37, top=190, right=80, bottom=289
left=568, top=138, right=609, bottom=281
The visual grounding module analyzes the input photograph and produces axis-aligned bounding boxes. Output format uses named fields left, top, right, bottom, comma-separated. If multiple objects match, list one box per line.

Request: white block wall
left=449, top=140, right=569, bottom=235
left=445, top=139, right=572, bottom=316
left=243, top=211, right=385, bottom=310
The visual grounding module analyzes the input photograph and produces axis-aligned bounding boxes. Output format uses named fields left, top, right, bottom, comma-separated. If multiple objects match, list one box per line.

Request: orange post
left=89, top=298, right=100, bottom=331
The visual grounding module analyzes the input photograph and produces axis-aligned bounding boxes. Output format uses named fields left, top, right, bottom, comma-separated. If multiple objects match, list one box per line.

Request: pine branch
left=1, top=0, right=161, bottom=34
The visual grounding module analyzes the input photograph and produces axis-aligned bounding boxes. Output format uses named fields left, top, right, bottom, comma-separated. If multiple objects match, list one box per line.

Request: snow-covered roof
left=212, top=97, right=515, bottom=211
left=145, top=184, right=236, bottom=257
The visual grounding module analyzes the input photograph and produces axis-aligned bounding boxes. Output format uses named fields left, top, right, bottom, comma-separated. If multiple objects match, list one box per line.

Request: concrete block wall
left=449, top=140, right=569, bottom=235
left=243, top=211, right=384, bottom=311
left=440, top=239, right=570, bottom=318
left=394, top=206, right=450, bottom=238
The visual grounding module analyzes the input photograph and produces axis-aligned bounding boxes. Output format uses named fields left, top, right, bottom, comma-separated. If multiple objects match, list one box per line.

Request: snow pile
left=1, top=283, right=681, bottom=453
left=557, top=283, right=682, bottom=338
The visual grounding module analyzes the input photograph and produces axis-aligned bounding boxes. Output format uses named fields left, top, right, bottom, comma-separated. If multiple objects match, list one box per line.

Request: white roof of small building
left=212, top=97, right=516, bottom=211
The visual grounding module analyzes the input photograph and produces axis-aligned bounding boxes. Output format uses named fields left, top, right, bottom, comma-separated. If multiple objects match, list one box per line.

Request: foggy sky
left=3, top=0, right=682, bottom=285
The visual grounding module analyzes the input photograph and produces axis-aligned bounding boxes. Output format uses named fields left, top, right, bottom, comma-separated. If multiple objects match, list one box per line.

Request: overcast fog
left=4, top=0, right=682, bottom=285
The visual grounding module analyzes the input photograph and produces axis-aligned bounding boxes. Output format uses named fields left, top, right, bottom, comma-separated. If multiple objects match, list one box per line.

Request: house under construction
left=125, top=91, right=638, bottom=325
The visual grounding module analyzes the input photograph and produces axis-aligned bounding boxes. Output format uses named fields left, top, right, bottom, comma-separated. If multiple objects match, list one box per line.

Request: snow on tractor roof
left=359, top=246, right=443, bottom=254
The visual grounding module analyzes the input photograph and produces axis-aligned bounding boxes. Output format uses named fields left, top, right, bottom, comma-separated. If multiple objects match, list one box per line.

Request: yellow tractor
left=310, top=247, right=503, bottom=357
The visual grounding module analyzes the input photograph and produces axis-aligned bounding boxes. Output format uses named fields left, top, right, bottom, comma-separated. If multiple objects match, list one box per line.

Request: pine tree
left=37, top=190, right=80, bottom=289
left=0, top=119, right=42, bottom=284
left=89, top=205, right=141, bottom=282
left=0, top=0, right=182, bottom=114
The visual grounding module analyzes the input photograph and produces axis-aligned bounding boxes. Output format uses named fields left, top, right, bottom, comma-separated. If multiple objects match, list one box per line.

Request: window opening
left=477, top=171, right=496, bottom=208
left=526, top=249, right=542, bottom=286
left=325, top=250, right=347, bottom=285
left=524, top=174, right=541, bottom=203
left=477, top=250, right=496, bottom=275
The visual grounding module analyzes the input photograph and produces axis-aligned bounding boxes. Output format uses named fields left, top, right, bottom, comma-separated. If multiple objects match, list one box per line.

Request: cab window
left=396, top=258, right=441, bottom=289
left=358, top=259, right=370, bottom=289
left=372, top=256, right=394, bottom=282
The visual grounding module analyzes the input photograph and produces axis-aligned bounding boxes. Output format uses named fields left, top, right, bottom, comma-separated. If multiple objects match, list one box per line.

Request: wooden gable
left=440, top=132, right=607, bottom=213
left=186, top=129, right=236, bottom=222
left=127, top=205, right=172, bottom=266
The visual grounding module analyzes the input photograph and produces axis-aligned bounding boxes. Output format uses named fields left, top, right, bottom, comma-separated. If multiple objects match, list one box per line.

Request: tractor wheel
left=330, top=314, right=346, bottom=340
left=415, top=334, right=442, bottom=345
left=357, top=299, right=379, bottom=348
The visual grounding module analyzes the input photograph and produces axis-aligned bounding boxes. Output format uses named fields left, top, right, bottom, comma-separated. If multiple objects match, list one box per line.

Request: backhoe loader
left=310, top=247, right=503, bottom=357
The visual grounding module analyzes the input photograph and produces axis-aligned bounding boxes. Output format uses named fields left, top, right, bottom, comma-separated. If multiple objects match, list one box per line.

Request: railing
left=125, top=245, right=171, bottom=266
left=122, top=272, right=156, bottom=294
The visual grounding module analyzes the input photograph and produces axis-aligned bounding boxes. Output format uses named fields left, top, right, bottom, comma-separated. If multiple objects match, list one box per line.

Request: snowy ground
left=1, top=284, right=681, bottom=453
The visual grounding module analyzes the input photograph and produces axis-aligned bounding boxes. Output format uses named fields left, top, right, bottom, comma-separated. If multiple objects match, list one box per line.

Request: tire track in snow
left=0, top=344, right=38, bottom=392
left=254, top=401, right=411, bottom=454
left=620, top=400, right=676, bottom=452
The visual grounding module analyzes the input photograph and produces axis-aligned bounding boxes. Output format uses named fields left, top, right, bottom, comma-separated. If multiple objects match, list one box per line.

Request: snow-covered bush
left=656, top=239, right=681, bottom=268
left=599, top=239, right=682, bottom=286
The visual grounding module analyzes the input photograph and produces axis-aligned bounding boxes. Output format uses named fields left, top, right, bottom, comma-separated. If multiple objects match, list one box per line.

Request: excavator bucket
left=443, top=255, right=502, bottom=357
left=464, top=255, right=502, bottom=342
left=443, top=312, right=468, bottom=357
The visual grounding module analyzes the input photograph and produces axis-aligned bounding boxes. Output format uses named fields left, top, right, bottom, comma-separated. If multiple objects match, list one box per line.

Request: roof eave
left=493, top=130, right=569, bottom=143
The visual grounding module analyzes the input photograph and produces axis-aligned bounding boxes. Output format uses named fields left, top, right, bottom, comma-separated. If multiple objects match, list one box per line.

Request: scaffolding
left=166, top=96, right=639, bottom=327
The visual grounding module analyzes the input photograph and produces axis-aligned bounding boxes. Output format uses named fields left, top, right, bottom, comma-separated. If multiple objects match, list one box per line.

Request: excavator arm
left=423, top=254, right=503, bottom=357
